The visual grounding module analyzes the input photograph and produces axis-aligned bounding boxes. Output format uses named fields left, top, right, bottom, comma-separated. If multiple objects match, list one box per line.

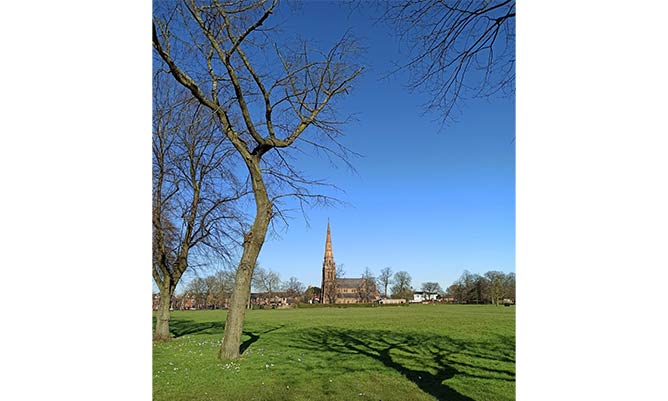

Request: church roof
left=336, top=278, right=364, bottom=288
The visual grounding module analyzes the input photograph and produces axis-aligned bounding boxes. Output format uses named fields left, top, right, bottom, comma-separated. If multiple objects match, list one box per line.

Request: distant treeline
left=445, top=270, right=515, bottom=305
left=169, top=268, right=515, bottom=308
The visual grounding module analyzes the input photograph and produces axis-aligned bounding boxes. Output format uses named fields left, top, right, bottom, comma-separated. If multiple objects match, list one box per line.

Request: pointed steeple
left=321, top=219, right=336, bottom=304
left=324, top=220, right=334, bottom=262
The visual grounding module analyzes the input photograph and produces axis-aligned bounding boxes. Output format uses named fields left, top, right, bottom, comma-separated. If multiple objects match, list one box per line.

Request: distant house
left=379, top=298, right=406, bottom=305
left=177, top=294, right=197, bottom=310
left=411, top=291, right=439, bottom=303
left=250, top=291, right=299, bottom=308
left=152, top=293, right=182, bottom=310
left=153, top=292, right=220, bottom=310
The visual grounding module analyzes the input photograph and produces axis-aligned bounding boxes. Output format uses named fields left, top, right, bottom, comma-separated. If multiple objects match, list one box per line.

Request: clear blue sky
left=177, top=1, right=515, bottom=292
left=247, top=2, right=515, bottom=291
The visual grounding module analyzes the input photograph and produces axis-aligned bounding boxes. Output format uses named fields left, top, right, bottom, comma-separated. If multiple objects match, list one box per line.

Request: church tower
left=321, top=221, right=336, bottom=304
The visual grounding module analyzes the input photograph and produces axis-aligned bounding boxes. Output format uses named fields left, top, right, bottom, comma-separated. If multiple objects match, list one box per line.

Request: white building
left=379, top=298, right=406, bottom=305
left=411, top=291, right=439, bottom=303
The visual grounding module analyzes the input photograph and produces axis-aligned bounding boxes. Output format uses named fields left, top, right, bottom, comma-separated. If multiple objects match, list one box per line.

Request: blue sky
left=225, top=2, right=516, bottom=291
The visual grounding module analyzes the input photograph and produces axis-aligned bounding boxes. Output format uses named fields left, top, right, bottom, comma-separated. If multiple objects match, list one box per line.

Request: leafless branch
left=153, top=0, right=363, bottom=357
left=383, top=0, right=515, bottom=124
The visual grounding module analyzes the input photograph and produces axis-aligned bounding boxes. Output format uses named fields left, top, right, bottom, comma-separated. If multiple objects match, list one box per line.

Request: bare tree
left=484, top=271, right=505, bottom=306
left=390, top=271, right=412, bottom=299
left=185, top=277, right=209, bottom=309
left=358, top=267, right=377, bottom=303
left=448, top=270, right=514, bottom=304
left=152, top=70, right=246, bottom=340
left=212, top=267, right=236, bottom=308
left=502, top=272, right=515, bottom=303
left=251, top=266, right=281, bottom=297
left=421, top=282, right=442, bottom=297
left=336, top=263, right=346, bottom=279
left=283, top=276, right=305, bottom=298
left=203, top=275, right=220, bottom=308
left=153, top=0, right=363, bottom=359
left=455, top=271, right=487, bottom=304
left=377, top=266, right=392, bottom=298
left=445, top=282, right=463, bottom=303
left=455, top=270, right=477, bottom=303
left=472, top=274, right=489, bottom=304
left=385, top=0, right=515, bottom=123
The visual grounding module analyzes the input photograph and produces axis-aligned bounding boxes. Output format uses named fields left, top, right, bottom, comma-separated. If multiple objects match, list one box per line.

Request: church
left=321, top=222, right=379, bottom=304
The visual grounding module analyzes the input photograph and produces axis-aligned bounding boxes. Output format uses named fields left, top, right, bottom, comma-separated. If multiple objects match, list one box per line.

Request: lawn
left=153, top=304, right=515, bottom=401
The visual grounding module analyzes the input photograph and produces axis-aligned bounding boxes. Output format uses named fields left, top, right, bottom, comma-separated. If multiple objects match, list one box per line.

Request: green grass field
left=153, top=304, right=515, bottom=401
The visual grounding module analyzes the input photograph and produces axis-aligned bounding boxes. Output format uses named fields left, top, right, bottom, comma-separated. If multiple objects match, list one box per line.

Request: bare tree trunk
left=219, top=217, right=269, bottom=359
left=154, top=280, right=174, bottom=341
left=219, top=163, right=270, bottom=361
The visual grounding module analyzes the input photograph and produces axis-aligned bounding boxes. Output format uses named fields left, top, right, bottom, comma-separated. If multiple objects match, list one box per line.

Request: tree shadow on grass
left=167, top=318, right=285, bottom=355
left=290, top=328, right=515, bottom=401
left=169, top=319, right=226, bottom=337
left=240, top=325, right=285, bottom=354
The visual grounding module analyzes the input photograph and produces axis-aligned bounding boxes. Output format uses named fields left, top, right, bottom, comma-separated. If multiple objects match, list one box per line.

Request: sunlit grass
left=153, top=304, right=514, bottom=401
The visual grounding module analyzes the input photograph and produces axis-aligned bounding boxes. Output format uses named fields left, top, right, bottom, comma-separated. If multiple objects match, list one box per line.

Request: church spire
left=321, top=220, right=336, bottom=304
left=324, top=220, right=334, bottom=262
